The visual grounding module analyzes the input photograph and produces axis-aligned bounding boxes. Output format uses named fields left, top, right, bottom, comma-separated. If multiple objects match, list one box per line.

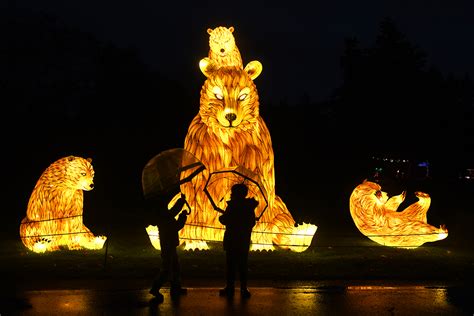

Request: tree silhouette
left=334, top=16, right=473, bottom=163
left=2, top=8, right=195, bottom=226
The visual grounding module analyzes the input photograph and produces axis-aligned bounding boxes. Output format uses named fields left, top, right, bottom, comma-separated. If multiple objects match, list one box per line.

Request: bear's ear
left=229, top=26, right=234, bottom=33
left=244, top=61, right=263, bottom=80
left=199, top=57, right=218, bottom=78
left=68, top=156, right=75, bottom=162
left=87, top=158, right=92, bottom=163
left=207, top=28, right=213, bottom=35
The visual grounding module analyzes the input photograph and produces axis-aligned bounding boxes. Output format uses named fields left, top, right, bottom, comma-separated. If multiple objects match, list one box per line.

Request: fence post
left=103, top=238, right=109, bottom=272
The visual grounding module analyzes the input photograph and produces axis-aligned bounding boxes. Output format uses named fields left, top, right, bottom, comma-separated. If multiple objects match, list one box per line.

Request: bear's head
left=66, top=156, right=95, bottom=191
left=43, top=156, right=95, bottom=191
left=207, top=26, right=237, bottom=58
left=198, top=59, right=263, bottom=131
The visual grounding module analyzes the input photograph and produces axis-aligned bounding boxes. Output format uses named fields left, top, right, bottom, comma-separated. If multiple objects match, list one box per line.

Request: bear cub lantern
left=20, top=156, right=107, bottom=253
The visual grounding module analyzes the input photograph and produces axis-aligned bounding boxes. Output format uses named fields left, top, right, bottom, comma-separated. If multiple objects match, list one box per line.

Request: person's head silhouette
left=231, top=183, right=248, bottom=199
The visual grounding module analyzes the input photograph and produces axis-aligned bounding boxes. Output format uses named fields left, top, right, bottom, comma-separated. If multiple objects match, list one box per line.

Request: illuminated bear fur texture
left=178, top=59, right=316, bottom=251
left=349, top=180, right=448, bottom=248
left=19, top=156, right=106, bottom=253
left=200, top=26, right=243, bottom=70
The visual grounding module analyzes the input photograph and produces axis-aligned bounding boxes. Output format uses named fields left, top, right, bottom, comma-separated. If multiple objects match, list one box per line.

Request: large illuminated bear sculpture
left=19, top=156, right=106, bottom=253
left=175, top=29, right=316, bottom=251
left=349, top=180, right=448, bottom=248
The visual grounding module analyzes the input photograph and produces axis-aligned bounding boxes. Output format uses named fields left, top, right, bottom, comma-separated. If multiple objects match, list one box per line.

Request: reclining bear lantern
left=349, top=180, right=448, bottom=248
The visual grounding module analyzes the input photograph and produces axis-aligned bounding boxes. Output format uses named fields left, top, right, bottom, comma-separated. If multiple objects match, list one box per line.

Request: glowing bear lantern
left=155, top=26, right=317, bottom=252
left=204, top=26, right=243, bottom=68
left=349, top=180, right=448, bottom=248
left=19, top=156, right=107, bottom=253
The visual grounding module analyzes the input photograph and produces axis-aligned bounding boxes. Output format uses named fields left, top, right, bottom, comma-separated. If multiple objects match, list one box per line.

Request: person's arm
left=218, top=211, right=228, bottom=225
left=170, top=194, right=187, bottom=217
left=246, top=211, right=256, bottom=228
left=176, top=211, right=187, bottom=230
left=251, top=198, right=259, bottom=208
left=250, top=198, right=259, bottom=221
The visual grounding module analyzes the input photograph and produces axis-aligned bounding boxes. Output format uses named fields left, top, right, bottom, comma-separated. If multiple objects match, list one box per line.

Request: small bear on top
left=205, top=26, right=243, bottom=69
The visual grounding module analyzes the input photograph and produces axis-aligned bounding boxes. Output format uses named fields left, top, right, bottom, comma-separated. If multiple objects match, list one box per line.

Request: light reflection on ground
left=5, top=285, right=473, bottom=316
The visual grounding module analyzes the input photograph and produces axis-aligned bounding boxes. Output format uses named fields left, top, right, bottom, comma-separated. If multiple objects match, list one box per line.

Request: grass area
left=6, top=174, right=473, bottom=288
left=5, top=193, right=474, bottom=287
left=2, top=228, right=473, bottom=288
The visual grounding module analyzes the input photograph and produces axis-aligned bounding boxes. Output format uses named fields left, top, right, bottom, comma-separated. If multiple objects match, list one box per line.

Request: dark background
left=3, top=1, right=473, bottom=245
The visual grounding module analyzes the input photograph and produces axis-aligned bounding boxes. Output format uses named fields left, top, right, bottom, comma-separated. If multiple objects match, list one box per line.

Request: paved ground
left=2, top=279, right=473, bottom=315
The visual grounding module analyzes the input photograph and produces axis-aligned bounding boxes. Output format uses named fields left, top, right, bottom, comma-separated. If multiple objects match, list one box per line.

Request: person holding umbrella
left=148, top=189, right=189, bottom=301
left=216, top=183, right=258, bottom=299
left=141, top=148, right=205, bottom=301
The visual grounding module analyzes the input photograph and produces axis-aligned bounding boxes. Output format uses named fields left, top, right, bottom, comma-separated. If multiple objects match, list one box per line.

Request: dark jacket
left=156, top=196, right=187, bottom=250
left=219, top=198, right=258, bottom=251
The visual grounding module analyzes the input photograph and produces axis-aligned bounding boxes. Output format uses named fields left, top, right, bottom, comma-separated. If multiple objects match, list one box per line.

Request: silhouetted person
left=149, top=190, right=189, bottom=301
left=217, top=183, right=258, bottom=299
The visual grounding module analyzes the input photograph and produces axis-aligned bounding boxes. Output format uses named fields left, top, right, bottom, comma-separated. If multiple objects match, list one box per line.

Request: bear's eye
left=81, top=172, right=86, bottom=176
left=212, top=86, right=224, bottom=101
left=238, top=93, right=248, bottom=101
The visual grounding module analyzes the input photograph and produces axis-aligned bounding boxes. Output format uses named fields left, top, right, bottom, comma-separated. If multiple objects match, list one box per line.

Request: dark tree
left=2, top=8, right=194, bottom=231
left=333, top=16, right=474, bottom=163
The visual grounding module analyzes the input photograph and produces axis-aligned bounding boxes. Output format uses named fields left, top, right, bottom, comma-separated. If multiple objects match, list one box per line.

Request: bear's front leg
left=75, top=224, right=106, bottom=250
left=251, top=196, right=317, bottom=252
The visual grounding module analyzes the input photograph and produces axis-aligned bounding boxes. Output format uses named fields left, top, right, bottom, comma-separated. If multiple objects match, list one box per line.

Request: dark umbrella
left=203, top=165, right=268, bottom=220
left=141, top=148, right=205, bottom=208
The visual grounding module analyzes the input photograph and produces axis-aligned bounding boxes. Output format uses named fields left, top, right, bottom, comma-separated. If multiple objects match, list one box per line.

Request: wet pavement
left=2, top=280, right=474, bottom=315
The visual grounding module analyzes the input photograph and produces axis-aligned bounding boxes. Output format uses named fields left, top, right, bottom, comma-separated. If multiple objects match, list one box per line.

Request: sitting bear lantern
left=146, top=26, right=317, bottom=252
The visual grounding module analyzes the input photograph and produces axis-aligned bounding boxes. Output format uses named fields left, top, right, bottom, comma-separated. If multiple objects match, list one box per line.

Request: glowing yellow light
left=290, top=223, right=318, bottom=252
left=32, top=242, right=47, bottom=254
left=349, top=180, right=448, bottom=248
left=206, top=26, right=243, bottom=68
left=19, top=156, right=107, bottom=253
left=146, top=225, right=161, bottom=250
left=146, top=27, right=317, bottom=252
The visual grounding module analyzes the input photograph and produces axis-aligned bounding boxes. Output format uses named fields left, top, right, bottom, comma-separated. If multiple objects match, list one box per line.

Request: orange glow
left=19, top=156, right=106, bottom=253
left=206, top=26, right=243, bottom=68
left=349, top=180, right=448, bottom=248
left=146, top=27, right=317, bottom=252
left=203, top=166, right=269, bottom=219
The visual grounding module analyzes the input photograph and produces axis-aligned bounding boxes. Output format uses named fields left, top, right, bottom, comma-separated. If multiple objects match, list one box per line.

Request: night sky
left=3, top=1, right=474, bottom=233
left=10, top=0, right=474, bottom=105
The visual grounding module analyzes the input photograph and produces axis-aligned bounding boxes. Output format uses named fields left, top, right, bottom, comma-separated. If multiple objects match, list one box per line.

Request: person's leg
left=227, top=249, right=237, bottom=289
left=238, top=249, right=249, bottom=289
left=150, top=250, right=171, bottom=300
left=150, top=251, right=171, bottom=296
left=170, top=250, right=180, bottom=288
left=170, top=249, right=187, bottom=297
left=239, top=249, right=251, bottom=298
left=220, top=249, right=236, bottom=296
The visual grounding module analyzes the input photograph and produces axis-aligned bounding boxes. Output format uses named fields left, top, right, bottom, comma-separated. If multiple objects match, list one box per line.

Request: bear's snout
left=82, top=182, right=94, bottom=191
left=220, top=48, right=225, bottom=53
left=225, top=112, right=237, bottom=124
